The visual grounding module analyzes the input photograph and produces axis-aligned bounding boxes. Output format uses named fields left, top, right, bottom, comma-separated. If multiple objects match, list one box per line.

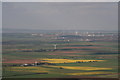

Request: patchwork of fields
left=2, top=33, right=118, bottom=78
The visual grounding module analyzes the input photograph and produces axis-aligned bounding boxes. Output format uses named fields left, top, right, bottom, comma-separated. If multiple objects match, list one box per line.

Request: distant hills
left=2, top=28, right=118, bottom=33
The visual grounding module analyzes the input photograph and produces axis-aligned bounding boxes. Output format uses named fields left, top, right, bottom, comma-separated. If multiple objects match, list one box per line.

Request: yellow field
left=47, top=65, right=112, bottom=70
left=5, top=59, right=112, bottom=76
left=64, top=72, right=113, bottom=75
left=6, top=65, right=113, bottom=76
left=40, top=58, right=104, bottom=63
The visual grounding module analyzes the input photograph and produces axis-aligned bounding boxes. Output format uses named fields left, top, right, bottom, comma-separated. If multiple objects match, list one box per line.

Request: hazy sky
left=3, top=2, right=118, bottom=30
left=2, top=0, right=120, bottom=2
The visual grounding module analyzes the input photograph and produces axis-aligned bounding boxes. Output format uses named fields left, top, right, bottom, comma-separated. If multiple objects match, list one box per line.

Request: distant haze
left=3, top=2, right=118, bottom=31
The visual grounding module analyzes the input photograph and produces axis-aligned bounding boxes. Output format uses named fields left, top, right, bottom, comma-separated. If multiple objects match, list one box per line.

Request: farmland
left=2, top=31, right=118, bottom=78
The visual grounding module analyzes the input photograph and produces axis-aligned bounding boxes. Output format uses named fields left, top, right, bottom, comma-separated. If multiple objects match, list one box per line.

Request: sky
left=2, top=0, right=120, bottom=2
left=2, top=2, right=118, bottom=31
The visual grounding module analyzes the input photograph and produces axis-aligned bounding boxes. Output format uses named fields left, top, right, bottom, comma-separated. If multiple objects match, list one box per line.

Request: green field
left=2, top=33, right=119, bottom=78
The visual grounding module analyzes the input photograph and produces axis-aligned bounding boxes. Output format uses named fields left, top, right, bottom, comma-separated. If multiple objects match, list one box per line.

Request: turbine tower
left=53, top=44, right=57, bottom=49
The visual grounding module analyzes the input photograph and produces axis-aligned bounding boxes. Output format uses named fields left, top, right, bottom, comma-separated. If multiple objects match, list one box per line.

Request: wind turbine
left=53, top=44, right=57, bottom=49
